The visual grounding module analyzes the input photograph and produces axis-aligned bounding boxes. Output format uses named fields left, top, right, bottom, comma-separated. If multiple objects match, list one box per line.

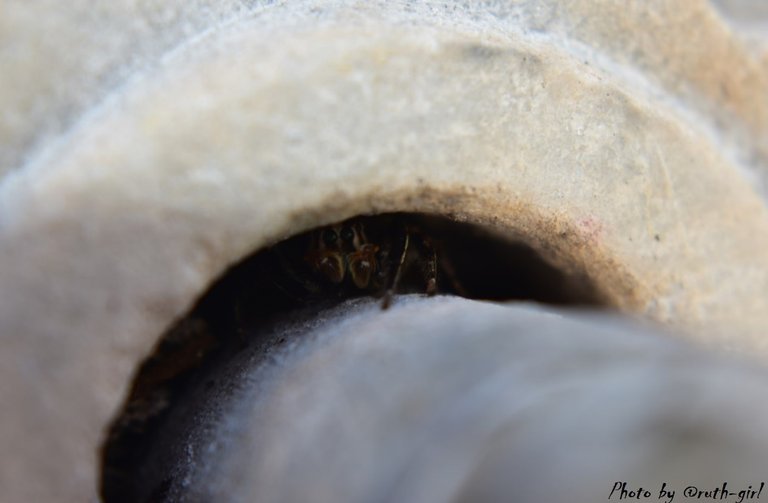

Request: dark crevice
left=100, top=212, right=607, bottom=503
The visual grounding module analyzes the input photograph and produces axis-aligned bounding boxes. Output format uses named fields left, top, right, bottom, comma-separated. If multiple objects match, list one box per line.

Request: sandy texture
left=155, top=298, right=768, bottom=503
left=1, top=1, right=767, bottom=501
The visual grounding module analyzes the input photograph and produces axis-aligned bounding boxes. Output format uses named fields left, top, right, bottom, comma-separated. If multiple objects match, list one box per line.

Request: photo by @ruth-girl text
left=608, top=482, right=765, bottom=503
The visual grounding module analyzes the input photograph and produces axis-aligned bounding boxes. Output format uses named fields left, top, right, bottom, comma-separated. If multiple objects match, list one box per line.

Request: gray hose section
left=148, top=296, right=768, bottom=502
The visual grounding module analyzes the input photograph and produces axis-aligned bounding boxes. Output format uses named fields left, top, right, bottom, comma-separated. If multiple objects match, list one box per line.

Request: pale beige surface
left=0, top=0, right=248, bottom=176
left=1, top=1, right=767, bottom=501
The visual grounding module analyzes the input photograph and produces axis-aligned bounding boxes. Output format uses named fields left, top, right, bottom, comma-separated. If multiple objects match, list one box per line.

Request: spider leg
left=419, top=233, right=438, bottom=296
left=257, top=259, right=306, bottom=303
left=261, top=246, right=320, bottom=303
left=381, top=230, right=410, bottom=309
left=438, top=251, right=469, bottom=297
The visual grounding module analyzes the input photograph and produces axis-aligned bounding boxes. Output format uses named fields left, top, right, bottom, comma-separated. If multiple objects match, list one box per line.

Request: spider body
left=270, top=215, right=461, bottom=308
left=304, top=220, right=382, bottom=290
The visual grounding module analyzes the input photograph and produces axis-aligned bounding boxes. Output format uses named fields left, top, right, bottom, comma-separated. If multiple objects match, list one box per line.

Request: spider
left=267, top=215, right=465, bottom=308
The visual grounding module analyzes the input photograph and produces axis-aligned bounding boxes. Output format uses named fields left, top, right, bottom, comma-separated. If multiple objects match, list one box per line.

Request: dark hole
left=99, top=212, right=606, bottom=502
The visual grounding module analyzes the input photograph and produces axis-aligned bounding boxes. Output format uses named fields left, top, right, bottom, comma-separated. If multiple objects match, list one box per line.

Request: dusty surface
left=1, top=1, right=767, bottom=501
left=142, top=298, right=768, bottom=503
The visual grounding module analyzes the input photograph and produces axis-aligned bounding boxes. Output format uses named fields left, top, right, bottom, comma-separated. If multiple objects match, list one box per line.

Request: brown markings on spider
left=268, top=215, right=466, bottom=308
